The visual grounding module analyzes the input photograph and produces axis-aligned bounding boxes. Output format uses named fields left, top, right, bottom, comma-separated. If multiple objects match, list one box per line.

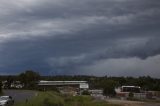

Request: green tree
left=6, top=76, right=14, bottom=89
left=102, top=79, right=118, bottom=96
left=18, top=70, right=40, bottom=89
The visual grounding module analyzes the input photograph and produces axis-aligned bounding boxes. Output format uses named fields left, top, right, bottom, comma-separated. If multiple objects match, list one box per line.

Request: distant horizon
left=0, top=71, right=159, bottom=79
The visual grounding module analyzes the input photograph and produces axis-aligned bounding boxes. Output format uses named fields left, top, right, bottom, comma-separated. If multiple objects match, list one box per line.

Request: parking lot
left=3, top=90, right=37, bottom=103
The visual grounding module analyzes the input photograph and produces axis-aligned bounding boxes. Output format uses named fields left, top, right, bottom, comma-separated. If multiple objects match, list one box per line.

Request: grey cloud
left=79, top=55, right=160, bottom=78
left=0, top=0, right=160, bottom=77
left=46, top=36, right=160, bottom=75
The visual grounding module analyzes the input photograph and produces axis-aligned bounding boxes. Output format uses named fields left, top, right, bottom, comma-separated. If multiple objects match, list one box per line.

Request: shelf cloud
left=0, top=0, right=160, bottom=77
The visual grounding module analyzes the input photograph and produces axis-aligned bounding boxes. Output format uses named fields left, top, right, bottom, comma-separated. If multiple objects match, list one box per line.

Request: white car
left=0, top=96, right=14, bottom=106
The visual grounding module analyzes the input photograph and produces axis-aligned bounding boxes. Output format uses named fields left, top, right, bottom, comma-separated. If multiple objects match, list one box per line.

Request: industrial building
left=38, top=80, right=89, bottom=95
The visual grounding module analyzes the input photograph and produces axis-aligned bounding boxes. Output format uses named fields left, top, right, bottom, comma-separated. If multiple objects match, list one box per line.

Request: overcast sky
left=0, top=0, right=160, bottom=78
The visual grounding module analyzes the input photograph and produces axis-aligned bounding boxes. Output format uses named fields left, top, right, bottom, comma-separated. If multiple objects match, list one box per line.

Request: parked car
left=0, top=96, right=14, bottom=106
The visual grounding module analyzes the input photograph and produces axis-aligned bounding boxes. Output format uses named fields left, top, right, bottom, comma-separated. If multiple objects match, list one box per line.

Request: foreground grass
left=14, top=91, right=120, bottom=106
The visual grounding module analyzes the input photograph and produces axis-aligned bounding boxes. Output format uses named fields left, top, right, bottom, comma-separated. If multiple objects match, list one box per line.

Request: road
left=3, top=90, right=37, bottom=103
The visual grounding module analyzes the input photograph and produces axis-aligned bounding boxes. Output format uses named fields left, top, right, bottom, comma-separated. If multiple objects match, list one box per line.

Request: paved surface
left=106, top=99, right=160, bottom=106
left=3, top=90, right=37, bottom=103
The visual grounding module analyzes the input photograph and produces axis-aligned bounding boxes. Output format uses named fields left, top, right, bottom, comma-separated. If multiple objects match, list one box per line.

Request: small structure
left=2, top=80, right=24, bottom=89
left=2, top=81, right=7, bottom=88
left=89, top=89, right=106, bottom=100
left=11, top=81, right=24, bottom=89
left=89, top=89, right=103, bottom=97
left=115, top=86, right=147, bottom=99
left=147, top=91, right=160, bottom=99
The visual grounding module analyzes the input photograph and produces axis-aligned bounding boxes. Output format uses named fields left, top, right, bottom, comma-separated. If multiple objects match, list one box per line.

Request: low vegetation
left=14, top=91, right=120, bottom=106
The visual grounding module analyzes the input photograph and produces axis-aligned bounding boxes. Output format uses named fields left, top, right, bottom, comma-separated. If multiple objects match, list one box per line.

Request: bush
left=43, top=98, right=52, bottom=106
left=128, top=92, right=134, bottom=98
left=43, top=98, right=64, bottom=106
left=82, top=90, right=90, bottom=95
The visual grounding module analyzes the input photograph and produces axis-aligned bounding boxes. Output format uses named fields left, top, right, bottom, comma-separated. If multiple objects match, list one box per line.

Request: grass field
left=14, top=91, right=120, bottom=106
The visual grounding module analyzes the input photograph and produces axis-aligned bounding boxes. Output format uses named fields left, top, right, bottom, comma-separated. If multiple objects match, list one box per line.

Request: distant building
left=115, top=86, right=148, bottom=99
left=11, top=81, right=24, bottom=89
left=147, top=91, right=160, bottom=99
left=38, top=80, right=89, bottom=95
left=89, top=89, right=106, bottom=100
left=38, top=80, right=89, bottom=89
left=116, top=86, right=141, bottom=93
left=2, top=80, right=24, bottom=89
left=2, top=81, right=7, bottom=89
left=89, top=89, right=103, bottom=96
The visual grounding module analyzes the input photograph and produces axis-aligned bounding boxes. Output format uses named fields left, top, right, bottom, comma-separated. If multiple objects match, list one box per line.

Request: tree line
left=0, top=70, right=160, bottom=96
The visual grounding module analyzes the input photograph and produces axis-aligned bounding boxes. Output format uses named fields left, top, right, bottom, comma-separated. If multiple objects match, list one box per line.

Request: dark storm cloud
left=0, top=0, right=160, bottom=77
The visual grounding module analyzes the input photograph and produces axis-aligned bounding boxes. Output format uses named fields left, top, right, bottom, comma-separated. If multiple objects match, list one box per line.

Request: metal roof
left=38, top=80, right=88, bottom=86
left=122, top=86, right=140, bottom=88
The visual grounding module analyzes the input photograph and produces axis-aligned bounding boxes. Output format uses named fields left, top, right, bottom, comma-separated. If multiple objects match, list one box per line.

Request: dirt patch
left=106, top=99, right=160, bottom=106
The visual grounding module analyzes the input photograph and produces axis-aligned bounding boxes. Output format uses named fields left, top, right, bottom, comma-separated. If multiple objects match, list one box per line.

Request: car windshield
left=0, top=97, right=8, bottom=100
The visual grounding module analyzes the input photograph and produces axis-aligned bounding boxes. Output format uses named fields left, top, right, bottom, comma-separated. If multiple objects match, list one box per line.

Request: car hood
left=0, top=100, right=7, bottom=103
